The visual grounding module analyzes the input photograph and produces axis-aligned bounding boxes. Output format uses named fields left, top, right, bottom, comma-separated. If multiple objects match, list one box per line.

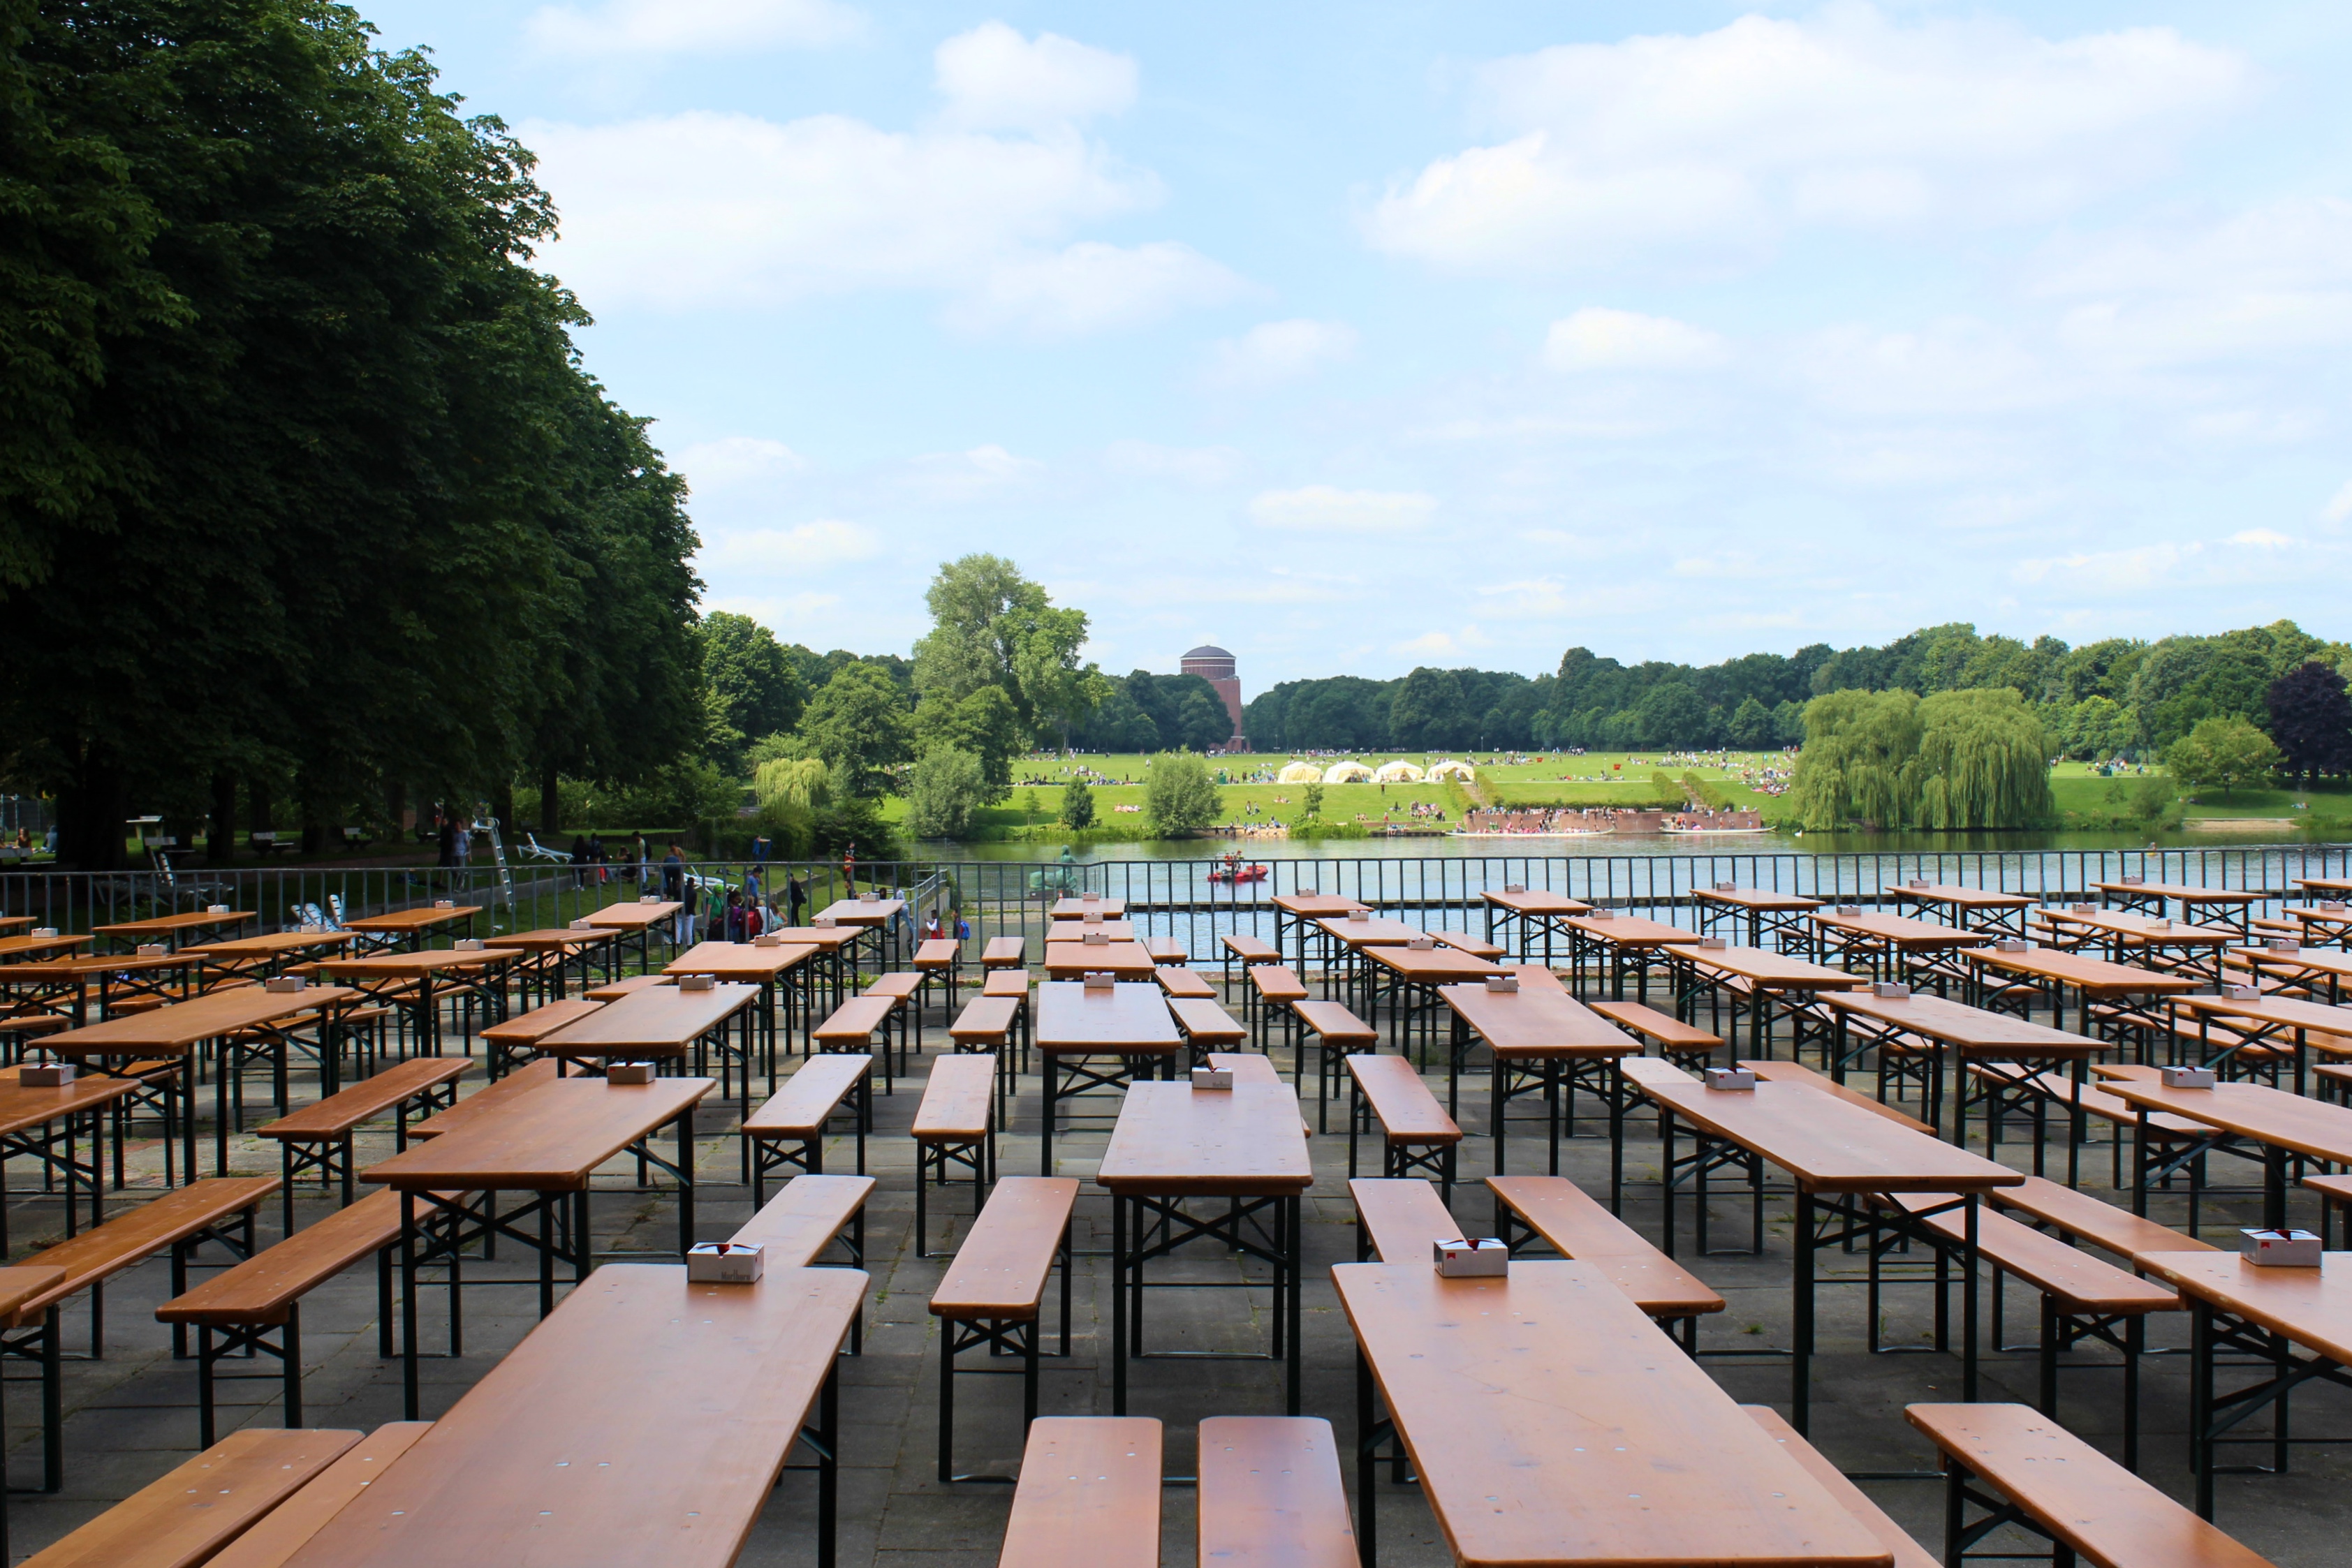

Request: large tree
left=911, top=554, right=1099, bottom=746
left=699, top=612, right=803, bottom=776
left=2265, top=661, right=2352, bottom=781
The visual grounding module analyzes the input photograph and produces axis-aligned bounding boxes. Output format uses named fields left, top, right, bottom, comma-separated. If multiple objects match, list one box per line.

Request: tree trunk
left=298, top=773, right=325, bottom=856
left=385, top=777, right=405, bottom=841
left=247, top=776, right=273, bottom=838
left=494, top=777, right=517, bottom=840
left=55, top=743, right=130, bottom=870
left=539, top=761, right=561, bottom=834
left=208, top=772, right=237, bottom=864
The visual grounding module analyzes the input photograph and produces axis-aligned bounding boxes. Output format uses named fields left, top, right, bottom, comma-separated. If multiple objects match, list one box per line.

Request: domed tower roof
left=1182, top=644, right=1233, bottom=661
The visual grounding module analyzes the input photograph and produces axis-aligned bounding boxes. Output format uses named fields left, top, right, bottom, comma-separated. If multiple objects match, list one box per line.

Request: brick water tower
left=1180, top=644, right=1249, bottom=752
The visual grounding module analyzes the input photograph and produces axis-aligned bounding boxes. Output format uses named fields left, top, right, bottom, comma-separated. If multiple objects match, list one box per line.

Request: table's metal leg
left=1355, top=1344, right=1378, bottom=1567
left=1962, top=1193, right=1980, bottom=1402
left=1286, top=1195, right=1302, bottom=1416
left=400, top=1190, right=420, bottom=1420
left=1793, top=1187, right=1815, bottom=1436
left=1111, top=1192, right=1128, bottom=1415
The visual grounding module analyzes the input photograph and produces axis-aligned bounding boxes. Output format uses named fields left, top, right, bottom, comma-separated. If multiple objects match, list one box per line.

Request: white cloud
left=1791, top=318, right=2059, bottom=416
left=1392, top=630, right=1467, bottom=658
left=2324, top=482, right=2352, bottom=525
left=2014, top=540, right=2203, bottom=591
left=1205, top=320, right=1360, bottom=387
left=934, top=22, right=1137, bottom=132
left=1542, top=308, right=1725, bottom=371
left=675, top=436, right=807, bottom=488
left=526, top=0, right=859, bottom=56
left=1368, top=7, right=2244, bottom=274
left=1247, top=486, right=1438, bottom=533
left=700, top=519, right=880, bottom=571
left=1103, top=441, right=1243, bottom=486
left=2227, top=528, right=2295, bottom=548
left=945, top=240, right=1247, bottom=335
left=904, top=444, right=1043, bottom=500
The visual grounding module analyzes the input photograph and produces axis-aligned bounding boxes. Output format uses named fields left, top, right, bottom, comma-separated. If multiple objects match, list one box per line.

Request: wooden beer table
left=1559, top=912, right=1693, bottom=1004
left=814, top=896, right=904, bottom=966
left=663, top=940, right=816, bottom=1072
left=40, top=985, right=362, bottom=1174
left=1478, top=887, right=1592, bottom=966
left=1318, top=915, right=1432, bottom=1007
left=1695, top=885, right=1823, bottom=950
left=2281, top=902, right=2352, bottom=947
left=763, top=924, right=862, bottom=1015
left=1635, top=1075, right=2022, bottom=1433
left=91, top=908, right=256, bottom=952
left=1334, top=1259, right=1894, bottom=1567
left=1097, top=1075, right=1313, bottom=1416
left=1818, top=991, right=2102, bottom=1167
left=0, top=951, right=203, bottom=1026
left=536, top=982, right=762, bottom=1118
left=1806, top=910, right=1988, bottom=990
left=2040, top=907, right=2234, bottom=988
left=490, top=926, right=620, bottom=1003
left=182, top=931, right=360, bottom=983
left=1965, top=946, right=2199, bottom=1043
left=1439, top=982, right=1639, bottom=1194
left=0, top=1265, right=64, bottom=1560
left=362, top=1074, right=714, bottom=1416
left=2103, top=1075, right=2352, bottom=1230
left=309, top=947, right=523, bottom=1058
left=341, top=903, right=482, bottom=950
left=2172, top=992, right=2352, bottom=1095
left=1661, top=942, right=1868, bottom=1060
left=2231, top=943, right=2352, bottom=1006
left=1362, top=945, right=1503, bottom=1057
left=279, top=1263, right=862, bottom=1567
left=1887, top=882, right=2035, bottom=936
left=1270, top=891, right=1369, bottom=978
left=0, top=1075, right=144, bottom=1250
left=580, top=898, right=683, bottom=975
left=0, top=933, right=92, bottom=963
left=1040, top=941, right=1160, bottom=982
left=1034, top=981, right=1182, bottom=1174
left=2096, top=879, right=2263, bottom=935
left=1044, top=919, right=1138, bottom=943
left=2132, top=1250, right=2352, bottom=1521
left=1048, top=895, right=1126, bottom=919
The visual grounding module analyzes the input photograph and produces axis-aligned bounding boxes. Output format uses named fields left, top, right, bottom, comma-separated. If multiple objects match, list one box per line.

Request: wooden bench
left=1488, top=1174, right=1726, bottom=1349
left=864, top=971, right=925, bottom=1058
left=1291, top=999, right=1376, bottom=1132
left=1993, top=1172, right=2218, bottom=1262
left=1431, top=930, right=1506, bottom=961
left=17, top=1425, right=365, bottom=1568
left=3, top=1175, right=279, bottom=1489
left=1588, top=999, right=1726, bottom=1070
left=1154, top=966, right=1219, bottom=1001
left=1906, top=1401, right=2277, bottom=1567
left=983, top=935, right=1027, bottom=971
left=915, top=938, right=962, bottom=1017
left=914, top=1054, right=998, bottom=1257
left=582, top=974, right=670, bottom=1002
left=1742, top=1057, right=1934, bottom=1133
left=951, top=994, right=1025, bottom=1102
left=1221, top=933, right=1281, bottom=986
left=255, top=1058, right=469, bottom=1233
left=814, top=995, right=901, bottom=1095
left=743, top=1053, right=873, bottom=1203
left=1969, top=1061, right=2210, bottom=1205
left=1876, top=1192, right=2178, bottom=1470
left=729, top=1174, right=875, bottom=1354
left=155, top=1189, right=453, bottom=1444
left=1197, top=1416, right=1354, bottom=1568
left=1344, top=1055, right=1462, bottom=1201
left=1245, top=964, right=1309, bottom=1051
left=405, top=1058, right=558, bottom=1139
left=478, top=996, right=603, bottom=1077
left=1348, top=1176, right=1460, bottom=1262
left=1168, top=996, right=1248, bottom=1069
left=1143, top=938, right=1188, bottom=967
left=931, top=1176, right=1078, bottom=1484
left=999, top=1417, right=1160, bottom=1567
left=200, top=1421, right=434, bottom=1568
left=1743, top=1406, right=1938, bottom=1568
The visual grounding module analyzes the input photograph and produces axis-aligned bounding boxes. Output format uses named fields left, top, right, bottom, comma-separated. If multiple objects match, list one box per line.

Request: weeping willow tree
left=1915, top=689, right=2055, bottom=829
left=1788, top=690, right=1923, bottom=830
left=754, top=757, right=831, bottom=812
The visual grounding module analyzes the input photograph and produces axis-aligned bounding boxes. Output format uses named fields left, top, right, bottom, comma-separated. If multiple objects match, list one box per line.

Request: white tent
left=1322, top=761, right=1374, bottom=783
left=1373, top=760, right=1425, bottom=783
left=1426, top=759, right=1475, bottom=781
left=1277, top=761, right=1322, bottom=783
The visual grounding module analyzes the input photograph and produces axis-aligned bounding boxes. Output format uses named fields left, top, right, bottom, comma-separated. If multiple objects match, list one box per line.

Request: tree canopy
left=911, top=554, right=1099, bottom=747
left=2265, top=662, right=2352, bottom=781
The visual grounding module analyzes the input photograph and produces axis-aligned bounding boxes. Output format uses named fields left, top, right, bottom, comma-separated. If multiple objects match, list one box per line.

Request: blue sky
left=360, top=1, right=2352, bottom=694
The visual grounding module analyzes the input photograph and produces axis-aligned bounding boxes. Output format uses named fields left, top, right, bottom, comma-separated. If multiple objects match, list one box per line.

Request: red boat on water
left=1208, top=854, right=1267, bottom=884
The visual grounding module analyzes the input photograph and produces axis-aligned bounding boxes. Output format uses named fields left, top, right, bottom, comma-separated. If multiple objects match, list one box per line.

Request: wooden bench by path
left=1743, top=1406, right=1938, bottom=1568
left=865, top=972, right=926, bottom=1060
left=951, top=995, right=1025, bottom=1103
left=915, top=938, right=962, bottom=1017
left=1167, top=996, right=1247, bottom=1069
left=256, top=1058, right=470, bottom=1233
left=1292, top=1000, right=1376, bottom=1132
left=1907, top=1402, right=2277, bottom=1567
left=404, top=1058, right=557, bottom=1139
left=730, top=1174, right=876, bottom=1352
left=1246, top=965, right=1308, bottom=1052
left=1154, top=966, right=1219, bottom=1002
left=982, top=968, right=1034, bottom=1065
left=478, top=997, right=602, bottom=1077
left=582, top=974, right=670, bottom=1002
left=200, top=1422, right=434, bottom=1568
left=1487, top=1174, right=1725, bottom=1349
left=155, top=1190, right=457, bottom=1444
left=932, top=1176, right=1078, bottom=1484
left=1347, top=1176, right=1461, bottom=1262
left=1144, top=938, right=1188, bottom=968
left=814, top=995, right=901, bottom=1095
left=1992, top=1173, right=2219, bottom=1264
left=1589, top=999, right=1726, bottom=1070
left=2, top=1176, right=279, bottom=1490
left=744, top=1054, right=873, bottom=1204
left=1876, top=1191, right=2178, bottom=1470
left=997, top=1417, right=1160, bottom=1568
left=1969, top=1061, right=2210, bottom=1203
left=17, top=1426, right=364, bottom=1568
left=1344, top=1055, right=1462, bottom=1201
left=1742, top=1057, right=1935, bottom=1134
left=1197, top=1416, right=1354, bottom=1568
left=983, top=936, right=1027, bottom=971
left=1221, top=933, right=1281, bottom=986
left=915, top=1054, right=999, bottom=1257
left=1431, top=930, right=1506, bottom=961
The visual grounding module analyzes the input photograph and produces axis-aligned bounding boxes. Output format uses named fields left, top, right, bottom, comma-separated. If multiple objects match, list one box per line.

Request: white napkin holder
left=2149, top=918, right=2173, bottom=931
left=1082, top=971, right=1115, bottom=991
left=1433, top=1238, right=1508, bottom=1278
left=453, top=938, right=484, bottom=952
left=135, top=943, right=166, bottom=957
left=30, top=927, right=57, bottom=940
left=1484, top=974, right=1518, bottom=993
left=639, top=893, right=661, bottom=904
left=1872, top=982, right=1911, bottom=999
left=1714, top=881, right=1735, bottom=892
left=1836, top=905, right=1861, bottom=916
left=1082, top=911, right=1103, bottom=925
left=434, top=900, right=454, bottom=910
left=2120, top=875, right=2146, bottom=887
left=813, top=915, right=837, bottom=929
left=296, top=923, right=325, bottom=935
left=207, top=904, right=231, bottom=915
left=2321, top=901, right=2348, bottom=913
left=686, top=1240, right=765, bottom=1283
left=20, top=1063, right=75, bottom=1088
left=1296, top=886, right=1318, bottom=896
left=754, top=933, right=784, bottom=947
left=678, top=973, right=715, bottom=992
left=1082, top=931, right=1110, bottom=947
left=570, top=918, right=592, bottom=930
left=2267, top=938, right=2300, bottom=953
left=1503, top=883, right=1526, bottom=894
left=1190, top=1066, right=1233, bottom=1090
left=2069, top=903, right=2096, bottom=913
left=607, top=1062, right=656, bottom=1084
left=1406, top=936, right=1436, bottom=950
left=1346, top=912, right=1369, bottom=925
left=1705, top=1067, right=1757, bottom=1090
left=265, top=976, right=307, bottom=993
left=1697, top=936, right=1728, bottom=950
left=1588, top=908, right=1615, bottom=920
left=2161, top=1065, right=2215, bottom=1089
left=1995, top=938, right=2031, bottom=952
left=1082, top=892, right=1101, bottom=903
left=1907, top=879, right=1929, bottom=889
left=2224, top=984, right=2261, bottom=1000
left=2240, top=1229, right=2321, bottom=1267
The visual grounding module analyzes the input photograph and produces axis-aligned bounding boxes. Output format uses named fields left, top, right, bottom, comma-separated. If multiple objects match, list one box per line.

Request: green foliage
left=793, top=663, right=910, bottom=797
left=911, top=554, right=1099, bottom=746
left=2054, top=695, right=2142, bottom=761
left=1726, top=696, right=1775, bottom=749
left=2265, top=662, right=2352, bottom=779
left=1789, top=690, right=1923, bottom=831
left=1913, top=689, right=2055, bottom=829
left=1680, top=771, right=1731, bottom=810
left=910, top=683, right=1019, bottom=797
left=754, top=757, right=830, bottom=813
left=1144, top=752, right=1220, bottom=836
left=700, top=612, right=802, bottom=775
left=1300, top=783, right=1325, bottom=820
left=1390, top=667, right=1474, bottom=750
left=808, top=794, right=895, bottom=860
left=906, top=747, right=989, bottom=838
left=1058, top=776, right=1095, bottom=829
left=2165, top=717, right=2281, bottom=793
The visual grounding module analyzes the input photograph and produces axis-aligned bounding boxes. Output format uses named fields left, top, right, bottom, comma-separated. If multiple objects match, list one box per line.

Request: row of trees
left=2, top=1, right=703, bottom=868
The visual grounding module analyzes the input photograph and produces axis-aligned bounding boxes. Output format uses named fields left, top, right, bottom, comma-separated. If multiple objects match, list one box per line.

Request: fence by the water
left=6, top=843, right=2345, bottom=968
